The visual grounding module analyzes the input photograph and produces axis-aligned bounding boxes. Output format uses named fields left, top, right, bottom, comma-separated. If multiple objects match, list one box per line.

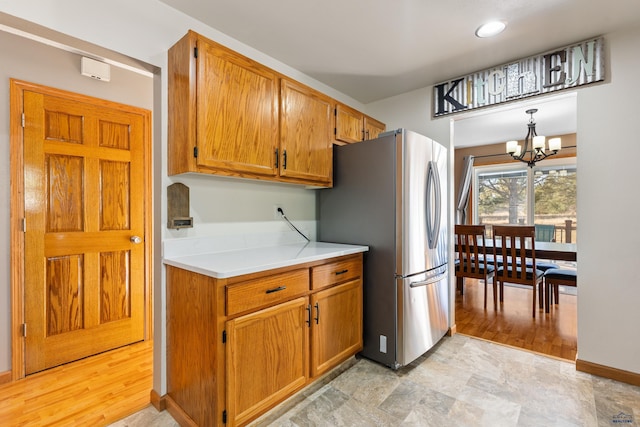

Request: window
left=473, top=158, right=577, bottom=243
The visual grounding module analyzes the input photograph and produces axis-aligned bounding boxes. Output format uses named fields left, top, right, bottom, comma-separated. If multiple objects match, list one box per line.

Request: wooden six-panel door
left=19, top=82, right=149, bottom=374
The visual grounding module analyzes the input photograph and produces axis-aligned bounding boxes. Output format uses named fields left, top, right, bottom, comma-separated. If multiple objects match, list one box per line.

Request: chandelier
left=506, top=108, right=561, bottom=168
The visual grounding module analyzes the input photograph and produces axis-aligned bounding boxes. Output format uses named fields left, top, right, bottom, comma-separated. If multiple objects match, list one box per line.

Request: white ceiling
left=453, top=93, right=577, bottom=147
left=156, top=0, right=640, bottom=146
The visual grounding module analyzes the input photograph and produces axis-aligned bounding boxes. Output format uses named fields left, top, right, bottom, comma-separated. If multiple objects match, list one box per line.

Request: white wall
left=576, top=26, right=640, bottom=373
left=368, top=27, right=640, bottom=376
left=165, top=174, right=317, bottom=241
left=366, top=86, right=450, bottom=144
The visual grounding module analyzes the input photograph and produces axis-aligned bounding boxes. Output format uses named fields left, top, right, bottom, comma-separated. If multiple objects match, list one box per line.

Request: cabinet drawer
left=311, top=257, right=361, bottom=290
left=226, top=269, right=309, bottom=316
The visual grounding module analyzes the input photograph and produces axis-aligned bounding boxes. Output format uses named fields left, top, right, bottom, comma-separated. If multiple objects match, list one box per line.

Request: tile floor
left=111, top=334, right=640, bottom=426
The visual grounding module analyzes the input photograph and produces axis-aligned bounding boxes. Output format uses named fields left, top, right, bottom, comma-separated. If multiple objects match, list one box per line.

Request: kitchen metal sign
left=433, top=37, right=604, bottom=117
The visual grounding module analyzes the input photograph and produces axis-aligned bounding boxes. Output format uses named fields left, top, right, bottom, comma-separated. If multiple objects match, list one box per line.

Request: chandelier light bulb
left=549, top=137, right=562, bottom=151
left=513, top=145, right=522, bottom=157
left=506, top=140, right=519, bottom=154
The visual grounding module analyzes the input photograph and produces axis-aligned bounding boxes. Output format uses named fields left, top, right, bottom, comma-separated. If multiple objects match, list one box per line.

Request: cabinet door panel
left=280, top=79, right=332, bottom=184
left=197, top=37, right=279, bottom=176
left=335, top=103, right=364, bottom=144
left=364, top=115, right=386, bottom=140
left=227, top=297, right=308, bottom=426
left=311, top=280, right=363, bottom=377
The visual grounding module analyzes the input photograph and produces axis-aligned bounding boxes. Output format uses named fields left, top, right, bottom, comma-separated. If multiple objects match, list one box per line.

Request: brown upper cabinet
left=364, top=115, right=386, bottom=141
left=168, top=31, right=333, bottom=187
left=168, top=30, right=384, bottom=187
left=335, top=103, right=386, bottom=144
left=279, top=78, right=333, bottom=185
left=168, top=31, right=279, bottom=178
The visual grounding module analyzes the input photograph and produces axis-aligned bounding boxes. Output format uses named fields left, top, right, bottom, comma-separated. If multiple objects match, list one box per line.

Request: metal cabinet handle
left=283, top=150, right=287, bottom=169
left=130, top=236, right=142, bottom=244
left=334, top=269, right=348, bottom=276
left=265, top=285, right=286, bottom=294
left=314, top=302, right=320, bottom=324
left=306, top=304, right=311, bottom=326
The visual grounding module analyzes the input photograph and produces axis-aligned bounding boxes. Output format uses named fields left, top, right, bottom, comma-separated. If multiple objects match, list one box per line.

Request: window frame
left=472, top=157, right=577, bottom=227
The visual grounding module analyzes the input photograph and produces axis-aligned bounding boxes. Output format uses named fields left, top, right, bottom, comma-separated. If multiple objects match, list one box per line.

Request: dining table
left=455, top=240, right=577, bottom=262
left=516, top=241, right=577, bottom=262
left=454, top=239, right=577, bottom=298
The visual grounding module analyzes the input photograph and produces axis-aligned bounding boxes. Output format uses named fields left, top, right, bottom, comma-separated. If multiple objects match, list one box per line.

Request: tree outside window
left=474, top=161, right=577, bottom=243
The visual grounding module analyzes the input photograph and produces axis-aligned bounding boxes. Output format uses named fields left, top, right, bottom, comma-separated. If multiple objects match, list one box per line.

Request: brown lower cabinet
left=310, top=280, right=362, bottom=378
left=166, top=253, right=363, bottom=427
left=227, top=297, right=308, bottom=426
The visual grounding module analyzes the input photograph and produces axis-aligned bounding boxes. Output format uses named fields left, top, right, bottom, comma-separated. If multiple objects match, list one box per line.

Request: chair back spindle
left=492, top=225, right=543, bottom=317
left=455, top=225, right=496, bottom=309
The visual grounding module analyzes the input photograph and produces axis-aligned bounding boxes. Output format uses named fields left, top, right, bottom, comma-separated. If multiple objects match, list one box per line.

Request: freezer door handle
left=408, top=265, right=447, bottom=288
left=426, top=160, right=442, bottom=250
left=409, top=273, right=446, bottom=288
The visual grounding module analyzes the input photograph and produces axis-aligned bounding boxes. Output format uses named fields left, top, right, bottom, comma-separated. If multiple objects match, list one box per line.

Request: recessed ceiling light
left=475, top=21, right=507, bottom=38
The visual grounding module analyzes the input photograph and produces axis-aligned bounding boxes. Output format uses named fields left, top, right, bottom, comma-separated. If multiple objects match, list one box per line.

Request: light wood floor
left=0, top=340, right=153, bottom=426
left=455, top=278, right=577, bottom=361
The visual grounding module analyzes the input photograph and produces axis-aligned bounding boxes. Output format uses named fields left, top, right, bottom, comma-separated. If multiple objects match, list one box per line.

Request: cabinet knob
left=130, top=236, right=142, bottom=244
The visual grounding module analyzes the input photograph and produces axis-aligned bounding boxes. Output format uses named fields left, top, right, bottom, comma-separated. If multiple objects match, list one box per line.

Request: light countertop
left=162, top=241, right=368, bottom=279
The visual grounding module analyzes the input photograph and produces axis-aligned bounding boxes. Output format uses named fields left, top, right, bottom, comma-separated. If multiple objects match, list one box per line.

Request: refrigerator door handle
left=426, top=160, right=442, bottom=249
left=409, top=272, right=447, bottom=288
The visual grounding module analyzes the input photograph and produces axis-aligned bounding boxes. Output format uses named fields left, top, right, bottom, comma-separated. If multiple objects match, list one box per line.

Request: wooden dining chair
left=455, top=224, right=496, bottom=309
left=492, top=225, right=544, bottom=318
left=543, top=268, right=577, bottom=313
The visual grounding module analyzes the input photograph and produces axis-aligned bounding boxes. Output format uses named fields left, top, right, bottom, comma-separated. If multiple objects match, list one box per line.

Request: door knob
left=130, top=236, right=142, bottom=244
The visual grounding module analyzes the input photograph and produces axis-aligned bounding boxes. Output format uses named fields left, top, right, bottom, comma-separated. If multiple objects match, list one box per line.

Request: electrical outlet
left=273, top=204, right=283, bottom=219
left=380, top=335, right=387, bottom=353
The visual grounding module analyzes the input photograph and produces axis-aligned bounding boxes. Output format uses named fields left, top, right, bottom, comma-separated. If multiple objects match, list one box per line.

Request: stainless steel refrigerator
left=318, top=128, right=449, bottom=369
